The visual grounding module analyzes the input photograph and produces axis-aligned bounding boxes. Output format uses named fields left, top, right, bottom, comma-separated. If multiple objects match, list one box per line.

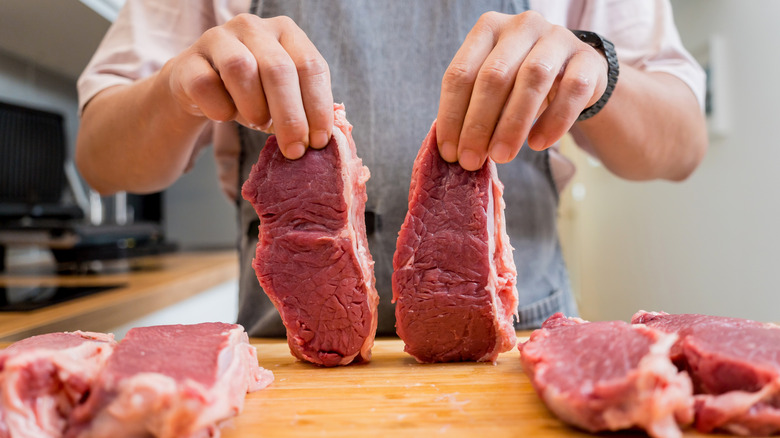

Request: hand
left=436, top=11, right=609, bottom=171
left=165, top=14, right=333, bottom=159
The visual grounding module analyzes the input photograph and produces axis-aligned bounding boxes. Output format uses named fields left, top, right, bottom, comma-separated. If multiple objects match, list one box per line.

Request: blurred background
left=0, top=0, right=776, bottom=327
left=558, top=0, right=780, bottom=323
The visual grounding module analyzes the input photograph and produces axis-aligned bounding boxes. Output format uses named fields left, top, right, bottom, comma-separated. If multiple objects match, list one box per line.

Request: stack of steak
left=0, top=323, right=272, bottom=438
left=519, top=313, right=693, bottom=438
left=521, top=311, right=780, bottom=437
left=634, top=311, right=780, bottom=436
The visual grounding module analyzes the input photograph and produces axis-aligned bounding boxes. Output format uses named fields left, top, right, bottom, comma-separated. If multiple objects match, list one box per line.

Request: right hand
left=165, top=14, right=333, bottom=159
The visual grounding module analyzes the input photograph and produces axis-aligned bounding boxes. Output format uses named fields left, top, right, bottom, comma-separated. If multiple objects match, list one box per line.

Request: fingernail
left=187, top=104, right=204, bottom=117
left=440, top=141, right=457, bottom=162
left=250, top=120, right=273, bottom=132
left=459, top=149, right=482, bottom=171
left=528, top=133, right=546, bottom=150
left=311, top=130, right=330, bottom=149
left=285, top=142, right=306, bottom=159
left=489, top=142, right=512, bottom=163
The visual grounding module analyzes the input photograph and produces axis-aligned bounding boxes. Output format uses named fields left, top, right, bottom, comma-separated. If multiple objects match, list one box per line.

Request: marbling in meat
left=393, top=121, right=518, bottom=363
left=634, top=310, right=780, bottom=436
left=242, top=104, right=378, bottom=367
left=0, top=331, right=116, bottom=438
left=519, top=313, right=694, bottom=438
left=66, top=323, right=272, bottom=438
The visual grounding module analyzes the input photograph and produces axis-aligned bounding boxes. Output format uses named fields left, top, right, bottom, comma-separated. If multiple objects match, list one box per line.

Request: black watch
left=570, top=30, right=619, bottom=121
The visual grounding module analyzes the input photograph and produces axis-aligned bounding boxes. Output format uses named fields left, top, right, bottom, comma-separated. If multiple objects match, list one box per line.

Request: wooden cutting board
left=227, top=337, right=712, bottom=438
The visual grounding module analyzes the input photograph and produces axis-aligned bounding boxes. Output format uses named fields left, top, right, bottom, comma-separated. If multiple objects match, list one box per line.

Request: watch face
left=573, top=30, right=603, bottom=49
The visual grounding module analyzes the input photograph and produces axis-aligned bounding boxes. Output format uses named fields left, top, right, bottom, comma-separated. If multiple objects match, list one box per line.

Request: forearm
left=576, top=65, right=708, bottom=181
left=75, top=61, right=210, bottom=195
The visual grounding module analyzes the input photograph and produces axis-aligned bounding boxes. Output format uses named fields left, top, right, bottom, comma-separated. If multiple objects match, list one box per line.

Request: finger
left=436, top=12, right=505, bottom=164
left=528, top=50, right=600, bottom=150
left=208, top=33, right=271, bottom=131
left=175, top=53, right=237, bottom=122
left=277, top=24, right=333, bottom=149
left=490, top=32, right=568, bottom=158
left=244, top=17, right=309, bottom=160
left=459, top=32, right=534, bottom=169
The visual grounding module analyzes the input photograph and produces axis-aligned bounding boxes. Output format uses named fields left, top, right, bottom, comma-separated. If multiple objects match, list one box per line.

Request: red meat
left=519, top=313, right=694, bottom=438
left=393, top=122, right=518, bottom=363
left=0, top=331, right=116, bottom=438
left=242, top=104, right=378, bottom=366
left=66, top=323, right=272, bottom=438
left=633, top=310, right=780, bottom=435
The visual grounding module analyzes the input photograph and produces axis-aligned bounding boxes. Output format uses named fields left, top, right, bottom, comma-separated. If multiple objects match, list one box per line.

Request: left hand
left=436, top=11, right=609, bottom=171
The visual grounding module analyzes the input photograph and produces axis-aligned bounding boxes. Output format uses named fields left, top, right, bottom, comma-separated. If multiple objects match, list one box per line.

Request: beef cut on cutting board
left=633, top=311, right=780, bottom=436
left=519, top=313, right=694, bottom=438
left=393, top=122, right=518, bottom=363
left=242, top=104, right=378, bottom=367
left=0, top=332, right=116, bottom=438
left=66, top=323, right=273, bottom=438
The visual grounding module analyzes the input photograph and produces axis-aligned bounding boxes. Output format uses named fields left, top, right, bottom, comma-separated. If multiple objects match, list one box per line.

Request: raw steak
left=242, top=103, right=378, bottom=367
left=519, top=313, right=694, bottom=438
left=392, top=122, right=518, bottom=363
left=633, top=310, right=780, bottom=435
left=66, top=323, right=273, bottom=438
left=0, top=331, right=116, bottom=438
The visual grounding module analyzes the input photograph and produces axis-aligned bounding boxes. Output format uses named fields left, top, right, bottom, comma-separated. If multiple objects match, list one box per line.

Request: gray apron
left=237, top=0, right=577, bottom=337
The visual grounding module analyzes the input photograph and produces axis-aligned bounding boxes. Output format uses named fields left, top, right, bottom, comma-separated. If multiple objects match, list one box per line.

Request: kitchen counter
left=0, top=251, right=237, bottom=342
left=0, top=256, right=720, bottom=436
left=230, top=337, right=711, bottom=438
left=0, top=316, right=717, bottom=436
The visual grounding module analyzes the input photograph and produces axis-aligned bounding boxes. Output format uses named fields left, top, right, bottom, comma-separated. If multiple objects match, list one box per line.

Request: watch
left=570, top=30, right=619, bottom=121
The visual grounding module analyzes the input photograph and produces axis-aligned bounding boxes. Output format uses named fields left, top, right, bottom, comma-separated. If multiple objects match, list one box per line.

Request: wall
left=563, top=1, right=780, bottom=323
left=164, top=148, right=239, bottom=249
left=0, top=49, right=80, bottom=158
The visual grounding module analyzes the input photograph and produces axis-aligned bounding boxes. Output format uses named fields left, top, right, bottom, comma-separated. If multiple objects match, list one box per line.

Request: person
left=76, top=0, right=707, bottom=337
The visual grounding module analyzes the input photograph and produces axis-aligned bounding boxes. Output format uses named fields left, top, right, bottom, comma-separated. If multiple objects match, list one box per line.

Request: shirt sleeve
left=571, top=0, right=706, bottom=111
left=76, top=0, right=219, bottom=114
left=531, top=0, right=705, bottom=190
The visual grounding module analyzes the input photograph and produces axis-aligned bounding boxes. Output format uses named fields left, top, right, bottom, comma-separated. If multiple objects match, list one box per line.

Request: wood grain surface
left=228, top=337, right=713, bottom=438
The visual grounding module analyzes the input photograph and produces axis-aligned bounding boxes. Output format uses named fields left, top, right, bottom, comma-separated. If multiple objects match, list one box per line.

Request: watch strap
left=571, top=30, right=619, bottom=121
